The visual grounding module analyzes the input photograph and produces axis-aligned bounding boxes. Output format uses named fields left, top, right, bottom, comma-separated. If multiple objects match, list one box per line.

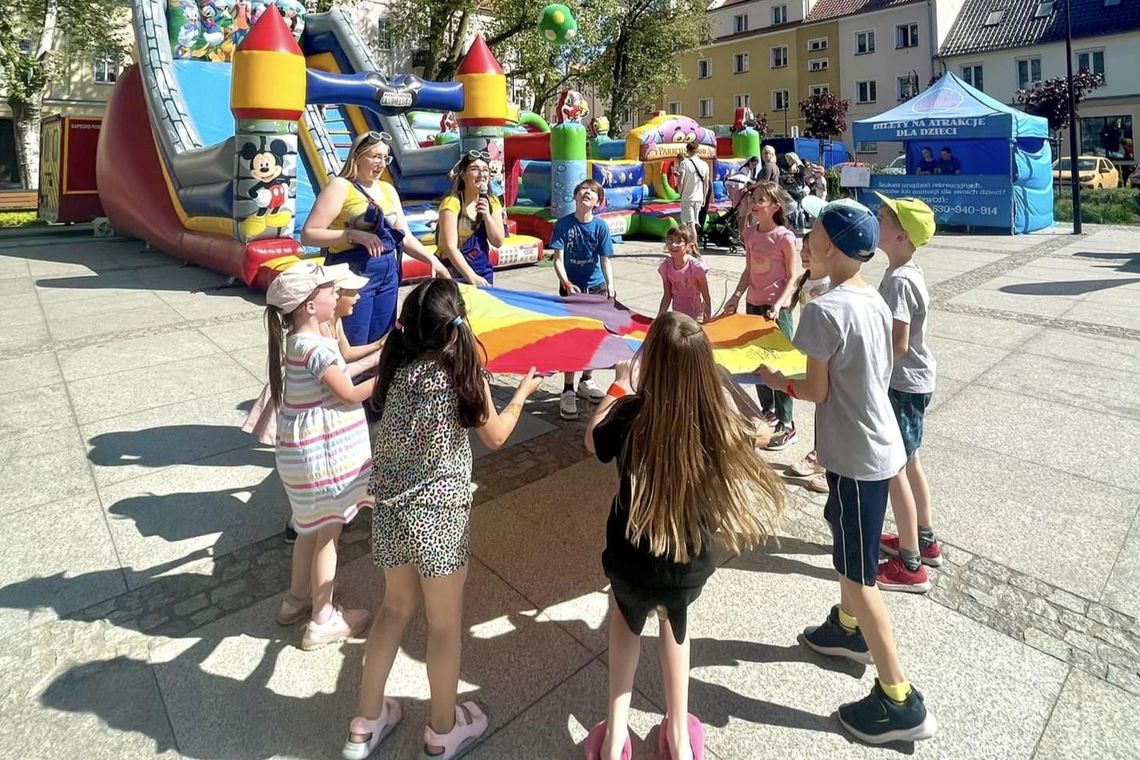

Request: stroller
left=702, top=172, right=752, bottom=254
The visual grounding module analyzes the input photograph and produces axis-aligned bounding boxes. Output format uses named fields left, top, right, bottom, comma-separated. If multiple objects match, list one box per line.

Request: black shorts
left=823, top=472, right=890, bottom=586
left=560, top=282, right=607, bottom=297
left=607, top=574, right=704, bottom=645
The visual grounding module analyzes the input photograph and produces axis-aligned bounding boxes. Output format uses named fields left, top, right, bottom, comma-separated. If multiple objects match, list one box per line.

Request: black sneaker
left=838, top=680, right=938, bottom=744
left=764, top=423, right=798, bottom=451
left=802, top=605, right=873, bottom=664
left=284, top=522, right=298, bottom=545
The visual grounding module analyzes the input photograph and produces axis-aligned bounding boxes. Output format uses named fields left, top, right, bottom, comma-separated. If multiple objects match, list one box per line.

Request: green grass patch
left=0, top=211, right=44, bottom=228
left=1055, top=187, right=1140, bottom=224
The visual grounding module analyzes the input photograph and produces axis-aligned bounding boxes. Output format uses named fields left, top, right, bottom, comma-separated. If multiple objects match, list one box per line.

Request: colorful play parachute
left=460, top=285, right=806, bottom=381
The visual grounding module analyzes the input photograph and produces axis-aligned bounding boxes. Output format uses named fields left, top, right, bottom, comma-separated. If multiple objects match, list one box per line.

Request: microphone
left=478, top=180, right=490, bottom=202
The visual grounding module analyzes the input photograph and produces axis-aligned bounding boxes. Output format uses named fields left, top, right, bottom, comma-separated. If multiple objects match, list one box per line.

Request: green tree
left=0, top=0, right=128, bottom=189
left=584, top=0, right=710, bottom=137
left=1015, top=70, right=1105, bottom=132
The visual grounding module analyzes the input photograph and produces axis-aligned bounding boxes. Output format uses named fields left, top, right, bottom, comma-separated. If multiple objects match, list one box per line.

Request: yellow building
left=660, top=18, right=842, bottom=137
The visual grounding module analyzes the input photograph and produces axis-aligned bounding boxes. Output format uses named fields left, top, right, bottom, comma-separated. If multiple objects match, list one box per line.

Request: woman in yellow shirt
left=302, top=131, right=449, bottom=345
left=436, top=150, right=506, bottom=286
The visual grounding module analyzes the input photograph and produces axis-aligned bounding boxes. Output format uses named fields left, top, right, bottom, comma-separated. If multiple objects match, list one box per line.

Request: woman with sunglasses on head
left=303, top=131, right=450, bottom=346
left=436, top=150, right=506, bottom=287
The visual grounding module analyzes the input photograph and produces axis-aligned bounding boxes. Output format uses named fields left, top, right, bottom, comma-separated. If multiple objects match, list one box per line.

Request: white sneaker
left=559, top=390, right=578, bottom=420
left=576, top=378, right=605, bottom=402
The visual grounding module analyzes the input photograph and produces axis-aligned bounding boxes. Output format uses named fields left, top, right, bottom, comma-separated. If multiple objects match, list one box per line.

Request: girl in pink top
left=657, top=226, right=711, bottom=323
left=723, top=181, right=799, bottom=451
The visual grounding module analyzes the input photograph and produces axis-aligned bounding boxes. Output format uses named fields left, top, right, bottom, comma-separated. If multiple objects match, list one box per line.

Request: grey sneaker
left=577, top=378, right=605, bottom=402
left=559, top=390, right=578, bottom=420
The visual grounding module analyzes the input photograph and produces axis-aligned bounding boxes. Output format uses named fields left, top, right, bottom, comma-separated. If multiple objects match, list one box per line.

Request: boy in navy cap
left=760, top=199, right=937, bottom=744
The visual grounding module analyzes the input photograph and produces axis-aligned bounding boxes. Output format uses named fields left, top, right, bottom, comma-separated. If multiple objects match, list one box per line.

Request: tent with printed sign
left=852, top=72, right=1053, bottom=233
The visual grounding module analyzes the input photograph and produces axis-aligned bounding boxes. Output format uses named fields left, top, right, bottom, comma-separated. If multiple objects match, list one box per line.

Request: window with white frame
left=855, top=30, right=875, bottom=54
left=810, top=84, right=829, bottom=97
left=772, top=4, right=788, bottom=24
left=621, top=108, right=633, bottom=125
left=808, top=38, right=828, bottom=52
left=734, top=14, right=749, bottom=33
left=961, top=64, right=983, bottom=90
left=771, top=45, right=788, bottom=68
left=856, top=80, right=877, bottom=103
left=697, top=59, right=711, bottom=79
left=93, top=55, right=120, bottom=84
left=897, top=76, right=916, bottom=101
left=773, top=89, right=790, bottom=111
left=1017, top=57, right=1042, bottom=90
left=809, top=58, right=829, bottom=72
left=857, top=142, right=878, bottom=153
left=699, top=98, right=713, bottom=118
left=734, top=93, right=751, bottom=109
left=896, top=23, right=919, bottom=48
left=1077, top=49, right=1105, bottom=78
left=668, top=101, right=681, bottom=115
left=733, top=52, right=750, bottom=73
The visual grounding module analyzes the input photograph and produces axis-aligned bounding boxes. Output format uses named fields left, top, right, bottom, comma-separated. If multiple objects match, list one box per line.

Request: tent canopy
left=853, top=72, right=1049, bottom=143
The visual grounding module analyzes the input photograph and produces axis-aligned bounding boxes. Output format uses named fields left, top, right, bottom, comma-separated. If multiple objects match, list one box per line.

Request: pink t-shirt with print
left=741, top=223, right=796, bottom=306
left=658, top=256, right=709, bottom=320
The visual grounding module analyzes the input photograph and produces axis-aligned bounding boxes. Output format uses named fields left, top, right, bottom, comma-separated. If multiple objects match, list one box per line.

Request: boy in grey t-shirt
left=874, top=193, right=942, bottom=594
left=760, top=200, right=936, bottom=745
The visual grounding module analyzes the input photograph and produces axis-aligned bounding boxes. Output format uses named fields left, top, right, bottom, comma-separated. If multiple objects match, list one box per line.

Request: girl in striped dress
left=265, top=263, right=376, bottom=651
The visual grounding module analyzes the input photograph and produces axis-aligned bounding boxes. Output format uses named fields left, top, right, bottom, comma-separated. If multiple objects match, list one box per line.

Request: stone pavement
left=0, top=222, right=1138, bottom=759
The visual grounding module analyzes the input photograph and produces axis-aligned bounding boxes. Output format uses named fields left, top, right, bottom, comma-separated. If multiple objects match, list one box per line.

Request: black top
left=592, top=397, right=715, bottom=591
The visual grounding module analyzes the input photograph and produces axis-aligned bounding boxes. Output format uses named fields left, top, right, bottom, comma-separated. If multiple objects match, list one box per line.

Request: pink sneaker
left=300, top=607, right=371, bottom=651
left=657, top=713, right=705, bottom=760
left=584, top=721, right=632, bottom=760
left=877, top=555, right=931, bottom=594
left=880, top=533, right=944, bottom=567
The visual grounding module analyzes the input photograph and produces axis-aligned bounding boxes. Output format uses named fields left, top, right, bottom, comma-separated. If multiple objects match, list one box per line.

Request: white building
left=812, top=0, right=966, bottom=166
left=939, top=0, right=1140, bottom=178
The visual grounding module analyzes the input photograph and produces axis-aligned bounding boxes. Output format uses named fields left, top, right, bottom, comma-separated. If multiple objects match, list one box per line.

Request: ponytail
left=265, top=305, right=289, bottom=408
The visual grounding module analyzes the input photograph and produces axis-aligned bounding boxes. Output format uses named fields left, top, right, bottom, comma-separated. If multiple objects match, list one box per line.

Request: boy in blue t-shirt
left=550, top=179, right=616, bottom=420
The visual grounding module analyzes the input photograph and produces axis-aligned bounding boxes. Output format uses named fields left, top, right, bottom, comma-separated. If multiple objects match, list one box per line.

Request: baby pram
left=702, top=172, right=752, bottom=254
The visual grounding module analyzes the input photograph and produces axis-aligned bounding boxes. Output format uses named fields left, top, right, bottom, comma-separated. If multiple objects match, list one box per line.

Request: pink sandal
left=422, top=701, right=488, bottom=759
left=583, top=721, right=633, bottom=760
left=342, top=698, right=402, bottom=760
left=656, top=713, right=705, bottom=760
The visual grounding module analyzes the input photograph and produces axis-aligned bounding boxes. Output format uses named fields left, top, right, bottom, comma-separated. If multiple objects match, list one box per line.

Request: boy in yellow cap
left=872, top=193, right=941, bottom=593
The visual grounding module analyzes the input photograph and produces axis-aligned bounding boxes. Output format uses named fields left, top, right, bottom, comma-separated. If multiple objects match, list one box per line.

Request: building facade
left=939, top=0, right=1140, bottom=178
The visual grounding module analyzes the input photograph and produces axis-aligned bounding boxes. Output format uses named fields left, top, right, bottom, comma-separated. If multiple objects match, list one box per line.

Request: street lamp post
left=1064, top=0, right=1082, bottom=233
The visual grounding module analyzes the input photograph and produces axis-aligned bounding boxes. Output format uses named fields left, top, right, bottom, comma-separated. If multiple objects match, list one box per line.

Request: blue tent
left=853, top=72, right=1053, bottom=233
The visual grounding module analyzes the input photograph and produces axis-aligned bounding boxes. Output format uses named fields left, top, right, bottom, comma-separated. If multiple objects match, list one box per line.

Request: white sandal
left=421, top=701, right=488, bottom=759
left=342, top=698, right=402, bottom=760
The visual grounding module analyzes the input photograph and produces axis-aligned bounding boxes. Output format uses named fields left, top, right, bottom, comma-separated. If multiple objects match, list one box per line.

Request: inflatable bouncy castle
left=98, top=3, right=542, bottom=287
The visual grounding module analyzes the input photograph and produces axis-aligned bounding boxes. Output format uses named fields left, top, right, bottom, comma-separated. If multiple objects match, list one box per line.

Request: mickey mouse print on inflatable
left=238, top=137, right=295, bottom=238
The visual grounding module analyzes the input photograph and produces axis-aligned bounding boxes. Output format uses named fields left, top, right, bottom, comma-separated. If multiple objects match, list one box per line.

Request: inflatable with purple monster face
left=628, top=115, right=717, bottom=161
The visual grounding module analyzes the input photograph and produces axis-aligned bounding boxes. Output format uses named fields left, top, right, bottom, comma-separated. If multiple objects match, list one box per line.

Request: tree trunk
left=10, top=95, right=44, bottom=190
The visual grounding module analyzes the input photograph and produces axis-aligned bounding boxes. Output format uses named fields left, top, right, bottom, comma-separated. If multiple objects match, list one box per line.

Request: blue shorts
left=889, top=389, right=932, bottom=460
left=823, top=473, right=890, bottom=586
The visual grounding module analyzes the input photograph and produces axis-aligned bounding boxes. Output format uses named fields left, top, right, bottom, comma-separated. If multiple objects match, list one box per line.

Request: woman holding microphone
left=436, top=150, right=507, bottom=286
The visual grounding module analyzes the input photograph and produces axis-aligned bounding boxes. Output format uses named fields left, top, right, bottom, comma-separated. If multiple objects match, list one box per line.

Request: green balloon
left=538, top=4, right=578, bottom=45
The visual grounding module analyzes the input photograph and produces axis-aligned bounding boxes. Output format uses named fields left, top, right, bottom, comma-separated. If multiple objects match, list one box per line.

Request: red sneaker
left=877, top=555, right=931, bottom=594
left=880, top=533, right=944, bottom=567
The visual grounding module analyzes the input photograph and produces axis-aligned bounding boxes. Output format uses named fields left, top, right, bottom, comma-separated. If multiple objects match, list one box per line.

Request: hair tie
left=452, top=315, right=464, bottom=328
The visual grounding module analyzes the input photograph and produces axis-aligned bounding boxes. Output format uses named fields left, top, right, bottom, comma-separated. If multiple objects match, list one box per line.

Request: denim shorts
left=889, top=389, right=932, bottom=460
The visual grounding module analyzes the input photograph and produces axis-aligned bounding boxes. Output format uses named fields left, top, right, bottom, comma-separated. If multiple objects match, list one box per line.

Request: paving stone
left=1024, top=627, right=1071, bottom=662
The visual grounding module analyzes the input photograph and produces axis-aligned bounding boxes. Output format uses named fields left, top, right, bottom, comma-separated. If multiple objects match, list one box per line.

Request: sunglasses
left=466, top=149, right=491, bottom=161
left=362, top=130, right=393, bottom=145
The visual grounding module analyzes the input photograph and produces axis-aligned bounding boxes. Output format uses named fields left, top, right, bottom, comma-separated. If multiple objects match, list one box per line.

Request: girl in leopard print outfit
left=342, top=279, right=543, bottom=760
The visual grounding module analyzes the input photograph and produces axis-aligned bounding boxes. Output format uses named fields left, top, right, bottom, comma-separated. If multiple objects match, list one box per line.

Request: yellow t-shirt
left=438, top=193, right=503, bottom=247
left=327, top=180, right=401, bottom=254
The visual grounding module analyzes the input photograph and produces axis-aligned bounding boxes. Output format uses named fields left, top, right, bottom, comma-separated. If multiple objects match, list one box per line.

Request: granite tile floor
left=0, top=222, right=1137, bottom=759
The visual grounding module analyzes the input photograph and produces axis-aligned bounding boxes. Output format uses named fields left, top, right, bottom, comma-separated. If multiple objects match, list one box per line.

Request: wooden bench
left=0, top=190, right=38, bottom=212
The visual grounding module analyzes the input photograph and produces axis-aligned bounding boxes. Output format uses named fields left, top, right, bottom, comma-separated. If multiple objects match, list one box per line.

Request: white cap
left=265, top=261, right=337, bottom=313
left=322, top=263, right=369, bottom=292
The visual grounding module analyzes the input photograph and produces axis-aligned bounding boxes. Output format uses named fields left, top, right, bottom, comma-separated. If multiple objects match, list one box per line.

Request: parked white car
left=880, top=155, right=907, bottom=175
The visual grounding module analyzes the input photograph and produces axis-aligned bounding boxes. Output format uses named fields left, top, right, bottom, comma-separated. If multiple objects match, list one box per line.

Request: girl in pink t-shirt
left=723, top=181, right=799, bottom=451
left=657, top=226, right=711, bottom=323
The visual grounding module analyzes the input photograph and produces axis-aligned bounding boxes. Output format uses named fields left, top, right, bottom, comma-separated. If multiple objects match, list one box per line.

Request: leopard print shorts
left=372, top=504, right=471, bottom=578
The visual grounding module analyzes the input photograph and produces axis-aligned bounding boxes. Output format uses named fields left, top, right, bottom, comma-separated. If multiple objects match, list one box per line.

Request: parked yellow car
left=1053, top=156, right=1120, bottom=189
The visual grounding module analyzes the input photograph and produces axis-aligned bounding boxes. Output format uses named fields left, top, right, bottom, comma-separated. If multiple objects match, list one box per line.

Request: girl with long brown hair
left=437, top=150, right=507, bottom=286
left=583, top=311, right=785, bottom=760
left=343, top=279, right=543, bottom=760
